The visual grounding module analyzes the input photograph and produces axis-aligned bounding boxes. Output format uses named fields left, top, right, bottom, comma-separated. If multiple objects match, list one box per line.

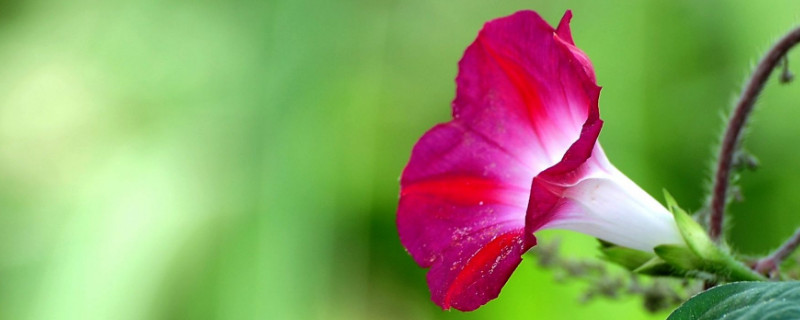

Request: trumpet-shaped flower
left=397, top=10, right=684, bottom=311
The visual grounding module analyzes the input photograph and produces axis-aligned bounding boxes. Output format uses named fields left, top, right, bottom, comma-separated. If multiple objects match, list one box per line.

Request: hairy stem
left=753, top=227, right=800, bottom=276
left=709, top=26, right=800, bottom=241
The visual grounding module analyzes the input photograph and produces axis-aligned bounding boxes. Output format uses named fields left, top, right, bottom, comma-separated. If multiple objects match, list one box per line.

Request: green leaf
left=668, top=282, right=800, bottom=320
left=600, top=245, right=655, bottom=270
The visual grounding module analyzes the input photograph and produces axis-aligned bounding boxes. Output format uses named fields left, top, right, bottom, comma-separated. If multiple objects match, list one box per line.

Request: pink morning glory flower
left=397, top=10, right=684, bottom=311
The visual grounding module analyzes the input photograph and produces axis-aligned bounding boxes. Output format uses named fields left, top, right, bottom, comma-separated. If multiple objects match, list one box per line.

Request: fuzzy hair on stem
left=753, top=227, right=800, bottom=277
left=709, top=26, right=800, bottom=241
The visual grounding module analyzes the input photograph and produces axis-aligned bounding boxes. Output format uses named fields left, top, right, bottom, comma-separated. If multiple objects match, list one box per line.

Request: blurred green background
left=1, top=0, right=800, bottom=319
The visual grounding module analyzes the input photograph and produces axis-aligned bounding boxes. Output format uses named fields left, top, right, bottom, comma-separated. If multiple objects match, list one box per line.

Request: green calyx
left=651, top=191, right=765, bottom=282
left=602, top=191, right=765, bottom=282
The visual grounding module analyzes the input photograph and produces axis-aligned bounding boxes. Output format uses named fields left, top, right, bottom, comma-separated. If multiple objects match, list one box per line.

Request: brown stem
left=753, top=227, right=800, bottom=276
left=709, top=26, right=800, bottom=241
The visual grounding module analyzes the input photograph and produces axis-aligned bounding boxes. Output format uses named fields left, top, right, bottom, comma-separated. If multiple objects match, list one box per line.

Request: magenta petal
left=453, top=10, right=598, bottom=171
left=399, top=122, right=534, bottom=310
left=522, top=36, right=681, bottom=250
left=525, top=102, right=603, bottom=243
left=426, top=229, right=530, bottom=311
left=555, top=10, right=575, bottom=45
left=398, top=10, right=601, bottom=311
left=523, top=11, right=603, bottom=244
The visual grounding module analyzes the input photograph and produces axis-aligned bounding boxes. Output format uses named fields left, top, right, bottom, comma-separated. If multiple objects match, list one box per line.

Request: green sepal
left=634, top=256, right=688, bottom=277
left=663, top=190, right=721, bottom=261
left=712, top=255, right=767, bottom=282
left=654, top=244, right=704, bottom=270
left=661, top=190, right=766, bottom=282
left=600, top=245, right=655, bottom=271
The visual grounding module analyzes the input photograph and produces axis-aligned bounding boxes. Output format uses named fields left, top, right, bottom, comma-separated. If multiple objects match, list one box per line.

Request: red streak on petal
left=402, top=176, right=528, bottom=207
left=479, top=38, right=545, bottom=129
left=442, top=230, right=523, bottom=309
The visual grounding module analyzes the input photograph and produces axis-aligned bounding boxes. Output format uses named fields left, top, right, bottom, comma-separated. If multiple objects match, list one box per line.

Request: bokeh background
left=2, top=0, right=800, bottom=319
